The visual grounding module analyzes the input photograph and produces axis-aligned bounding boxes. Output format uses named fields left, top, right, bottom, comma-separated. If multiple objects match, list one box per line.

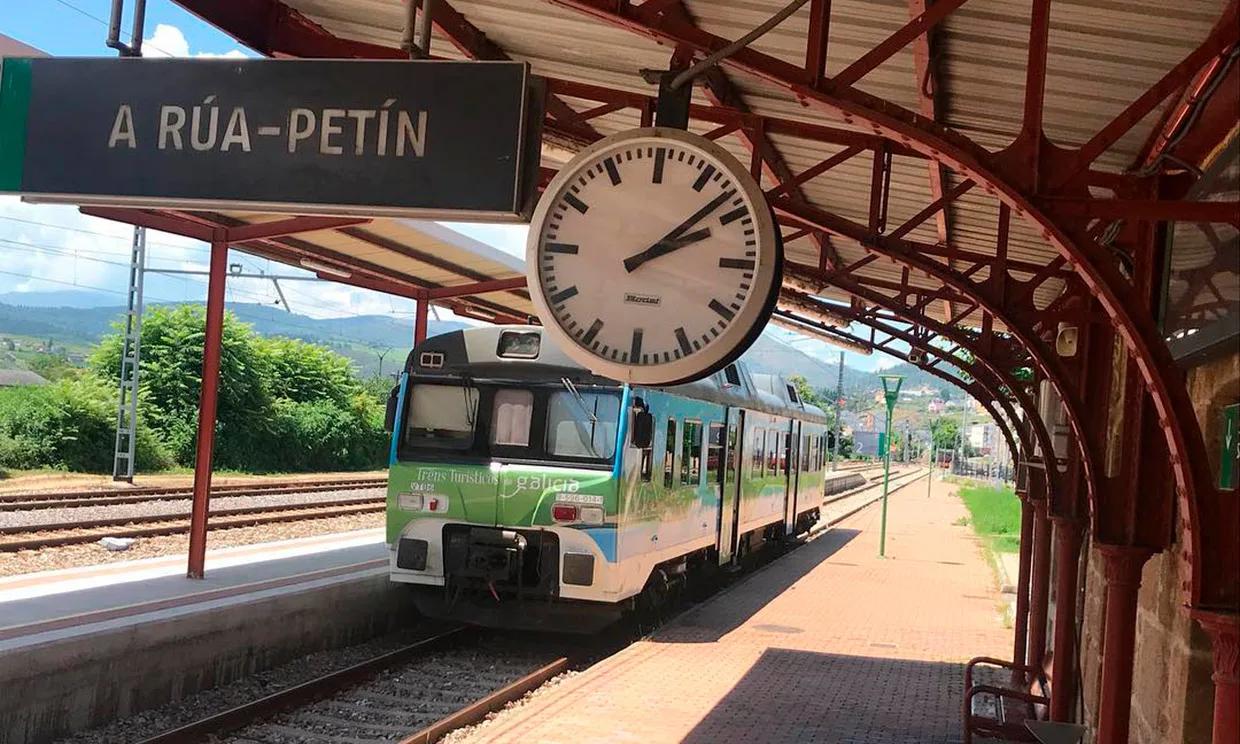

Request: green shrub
left=0, top=378, right=173, bottom=472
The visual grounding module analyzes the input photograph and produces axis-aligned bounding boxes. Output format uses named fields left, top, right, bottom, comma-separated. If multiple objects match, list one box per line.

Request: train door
left=784, top=421, right=801, bottom=535
left=717, top=409, right=744, bottom=565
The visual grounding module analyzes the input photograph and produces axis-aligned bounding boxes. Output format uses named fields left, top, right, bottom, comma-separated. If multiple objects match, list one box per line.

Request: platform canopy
left=77, top=0, right=1239, bottom=619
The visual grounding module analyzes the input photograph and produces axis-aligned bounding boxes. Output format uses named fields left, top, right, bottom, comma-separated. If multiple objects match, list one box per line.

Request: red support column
left=1095, top=544, right=1153, bottom=744
left=1194, top=610, right=1240, bottom=744
left=414, top=297, right=429, bottom=345
left=1012, top=494, right=1035, bottom=675
left=186, top=238, right=229, bottom=580
left=1027, top=497, right=1053, bottom=669
left=1049, top=516, right=1084, bottom=720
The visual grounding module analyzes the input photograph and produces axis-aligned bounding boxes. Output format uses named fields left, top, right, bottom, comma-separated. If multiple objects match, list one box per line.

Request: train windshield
left=546, top=391, right=619, bottom=459
left=400, top=382, right=621, bottom=465
left=404, top=384, right=479, bottom=451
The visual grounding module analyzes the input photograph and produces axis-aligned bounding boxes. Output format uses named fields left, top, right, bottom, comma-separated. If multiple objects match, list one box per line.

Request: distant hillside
left=0, top=290, right=961, bottom=396
left=0, top=294, right=466, bottom=377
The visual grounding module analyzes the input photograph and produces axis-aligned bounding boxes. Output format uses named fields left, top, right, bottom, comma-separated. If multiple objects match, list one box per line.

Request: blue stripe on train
left=579, top=524, right=617, bottom=562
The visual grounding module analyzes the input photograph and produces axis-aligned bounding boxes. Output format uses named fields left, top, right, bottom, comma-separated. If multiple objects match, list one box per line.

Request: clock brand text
left=623, top=292, right=662, bottom=307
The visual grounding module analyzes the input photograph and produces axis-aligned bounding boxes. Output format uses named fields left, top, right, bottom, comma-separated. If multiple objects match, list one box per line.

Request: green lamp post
left=878, top=374, right=904, bottom=557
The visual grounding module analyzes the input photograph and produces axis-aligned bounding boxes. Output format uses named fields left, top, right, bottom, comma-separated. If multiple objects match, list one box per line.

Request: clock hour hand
left=622, top=228, right=712, bottom=273
left=623, top=189, right=734, bottom=273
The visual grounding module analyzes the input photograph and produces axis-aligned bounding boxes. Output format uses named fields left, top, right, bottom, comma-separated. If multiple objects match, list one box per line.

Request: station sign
left=0, top=58, right=543, bottom=221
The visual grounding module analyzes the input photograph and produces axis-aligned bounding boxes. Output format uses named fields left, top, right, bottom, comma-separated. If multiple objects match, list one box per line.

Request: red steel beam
left=426, top=276, right=527, bottom=299
left=429, top=0, right=602, bottom=145
left=805, top=0, right=831, bottom=86
left=832, top=0, right=971, bottom=88
left=80, top=207, right=216, bottom=241
left=1046, top=197, right=1240, bottom=226
left=186, top=237, right=228, bottom=579
left=225, top=216, right=371, bottom=242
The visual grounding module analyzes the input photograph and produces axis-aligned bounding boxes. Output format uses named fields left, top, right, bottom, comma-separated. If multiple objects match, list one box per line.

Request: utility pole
left=878, top=374, right=903, bottom=557
left=112, top=226, right=147, bottom=482
left=830, top=350, right=844, bottom=470
left=376, top=347, right=392, bottom=378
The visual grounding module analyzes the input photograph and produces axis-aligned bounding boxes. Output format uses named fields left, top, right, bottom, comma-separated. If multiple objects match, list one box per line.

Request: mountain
left=0, top=291, right=961, bottom=396
left=0, top=294, right=466, bottom=377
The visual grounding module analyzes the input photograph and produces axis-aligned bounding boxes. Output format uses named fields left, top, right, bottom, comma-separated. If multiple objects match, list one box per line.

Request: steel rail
left=0, top=480, right=387, bottom=510
left=0, top=495, right=385, bottom=535
left=0, top=502, right=384, bottom=552
left=133, top=628, right=470, bottom=744
left=0, top=475, right=387, bottom=504
left=398, top=656, right=572, bottom=744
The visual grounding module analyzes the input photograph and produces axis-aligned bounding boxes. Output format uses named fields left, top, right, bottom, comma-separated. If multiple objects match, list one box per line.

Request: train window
left=545, top=391, right=620, bottom=459
left=786, top=384, right=799, bottom=404
left=767, top=430, right=779, bottom=473
left=496, top=330, right=541, bottom=358
left=664, top=419, right=678, bottom=487
left=404, top=384, right=479, bottom=450
left=490, top=389, right=533, bottom=447
left=708, top=424, right=725, bottom=484
left=681, top=421, right=702, bottom=486
left=723, top=364, right=741, bottom=387
left=753, top=427, right=765, bottom=476
left=801, top=435, right=811, bottom=470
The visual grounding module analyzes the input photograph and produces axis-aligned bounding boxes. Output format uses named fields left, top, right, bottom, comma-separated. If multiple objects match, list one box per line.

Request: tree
left=788, top=374, right=827, bottom=408
left=930, top=416, right=961, bottom=452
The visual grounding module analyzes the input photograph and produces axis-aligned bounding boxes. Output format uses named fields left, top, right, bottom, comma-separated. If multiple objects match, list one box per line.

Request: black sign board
left=0, top=58, right=543, bottom=221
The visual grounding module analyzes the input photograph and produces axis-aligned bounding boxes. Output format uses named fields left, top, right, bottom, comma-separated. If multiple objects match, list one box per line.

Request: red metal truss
left=541, top=3, right=1234, bottom=595
left=785, top=308, right=1023, bottom=460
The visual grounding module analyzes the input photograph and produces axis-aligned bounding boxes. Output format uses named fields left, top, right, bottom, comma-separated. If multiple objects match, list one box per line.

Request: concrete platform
left=0, top=529, right=411, bottom=744
left=458, top=477, right=1010, bottom=744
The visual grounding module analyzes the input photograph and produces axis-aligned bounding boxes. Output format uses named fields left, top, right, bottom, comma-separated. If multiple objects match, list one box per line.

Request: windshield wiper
left=560, top=377, right=602, bottom=458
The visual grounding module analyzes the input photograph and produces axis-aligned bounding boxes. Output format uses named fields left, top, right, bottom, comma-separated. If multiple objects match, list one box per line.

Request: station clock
left=526, top=127, right=782, bottom=385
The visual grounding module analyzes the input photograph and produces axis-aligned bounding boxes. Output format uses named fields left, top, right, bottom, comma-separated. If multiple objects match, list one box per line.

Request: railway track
left=0, top=475, right=388, bottom=509
left=0, top=497, right=385, bottom=552
left=135, top=628, right=576, bottom=744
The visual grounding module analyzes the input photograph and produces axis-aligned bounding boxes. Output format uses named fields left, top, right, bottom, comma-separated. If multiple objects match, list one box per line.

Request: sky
left=0, top=1, right=899, bottom=373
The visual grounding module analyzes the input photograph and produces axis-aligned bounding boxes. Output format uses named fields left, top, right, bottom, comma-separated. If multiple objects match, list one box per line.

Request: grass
left=957, top=480, right=1021, bottom=555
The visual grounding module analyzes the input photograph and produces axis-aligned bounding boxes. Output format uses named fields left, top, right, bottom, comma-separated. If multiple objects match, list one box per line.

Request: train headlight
left=579, top=506, right=605, bottom=525
left=398, top=493, right=424, bottom=512
left=551, top=503, right=579, bottom=522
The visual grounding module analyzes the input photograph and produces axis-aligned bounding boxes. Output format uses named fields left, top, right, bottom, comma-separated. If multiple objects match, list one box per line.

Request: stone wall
left=1076, top=349, right=1238, bottom=743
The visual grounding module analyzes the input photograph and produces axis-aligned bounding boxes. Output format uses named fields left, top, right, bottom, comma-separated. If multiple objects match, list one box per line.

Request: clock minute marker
left=709, top=299, right=735, bottom=321
left=582, top=319, right=604, bottom=345
left=692, top=165, right=716, bottom=192
left=563, top=192, right=589, bottom=214
left=675, top=327, right=693, bottom=356
left=604, top=157, right=622, bottom=186
left=550, top=286, right=578, bottom=305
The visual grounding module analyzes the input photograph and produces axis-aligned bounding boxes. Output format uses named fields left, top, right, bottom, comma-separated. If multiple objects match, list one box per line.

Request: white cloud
left=142, top=24, right=246, bottom=59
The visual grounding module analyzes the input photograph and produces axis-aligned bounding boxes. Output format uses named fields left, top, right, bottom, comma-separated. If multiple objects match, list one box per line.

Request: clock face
left=527, top=128, right=781, bottom=385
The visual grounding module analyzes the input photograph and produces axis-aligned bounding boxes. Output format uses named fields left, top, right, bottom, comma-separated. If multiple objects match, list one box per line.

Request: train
left=383, top=325, right=830, bottom=632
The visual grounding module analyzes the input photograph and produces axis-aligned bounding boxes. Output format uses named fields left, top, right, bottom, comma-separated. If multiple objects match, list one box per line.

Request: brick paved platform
left=460, top=476, right=1011, bottom=744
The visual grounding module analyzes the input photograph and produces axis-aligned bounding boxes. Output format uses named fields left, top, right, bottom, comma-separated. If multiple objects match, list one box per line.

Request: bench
left=962, top=654, right=1052, bottom=743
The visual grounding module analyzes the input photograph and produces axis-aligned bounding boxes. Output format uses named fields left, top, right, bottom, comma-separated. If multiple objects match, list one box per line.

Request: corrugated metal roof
left=180, top=0, right=1224, bottom=338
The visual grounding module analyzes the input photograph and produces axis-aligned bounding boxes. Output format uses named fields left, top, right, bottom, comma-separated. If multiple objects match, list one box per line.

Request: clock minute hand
left=622, top=228, right=712, bottom=273
left=623, top=189, right=735, bottom=273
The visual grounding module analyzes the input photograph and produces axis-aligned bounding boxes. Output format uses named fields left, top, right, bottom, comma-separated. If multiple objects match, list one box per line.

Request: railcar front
left=384, top=327, right=636, bottom=632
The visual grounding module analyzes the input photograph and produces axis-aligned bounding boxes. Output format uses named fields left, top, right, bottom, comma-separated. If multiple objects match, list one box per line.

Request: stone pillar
left=1095, top=544, right=1153, bottom=744
left=1027, top=498, right=1053, bottom=669
left=1194, top=610, right=1240, bottom=744
left=1049, top=516, right=1083, bottom=720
